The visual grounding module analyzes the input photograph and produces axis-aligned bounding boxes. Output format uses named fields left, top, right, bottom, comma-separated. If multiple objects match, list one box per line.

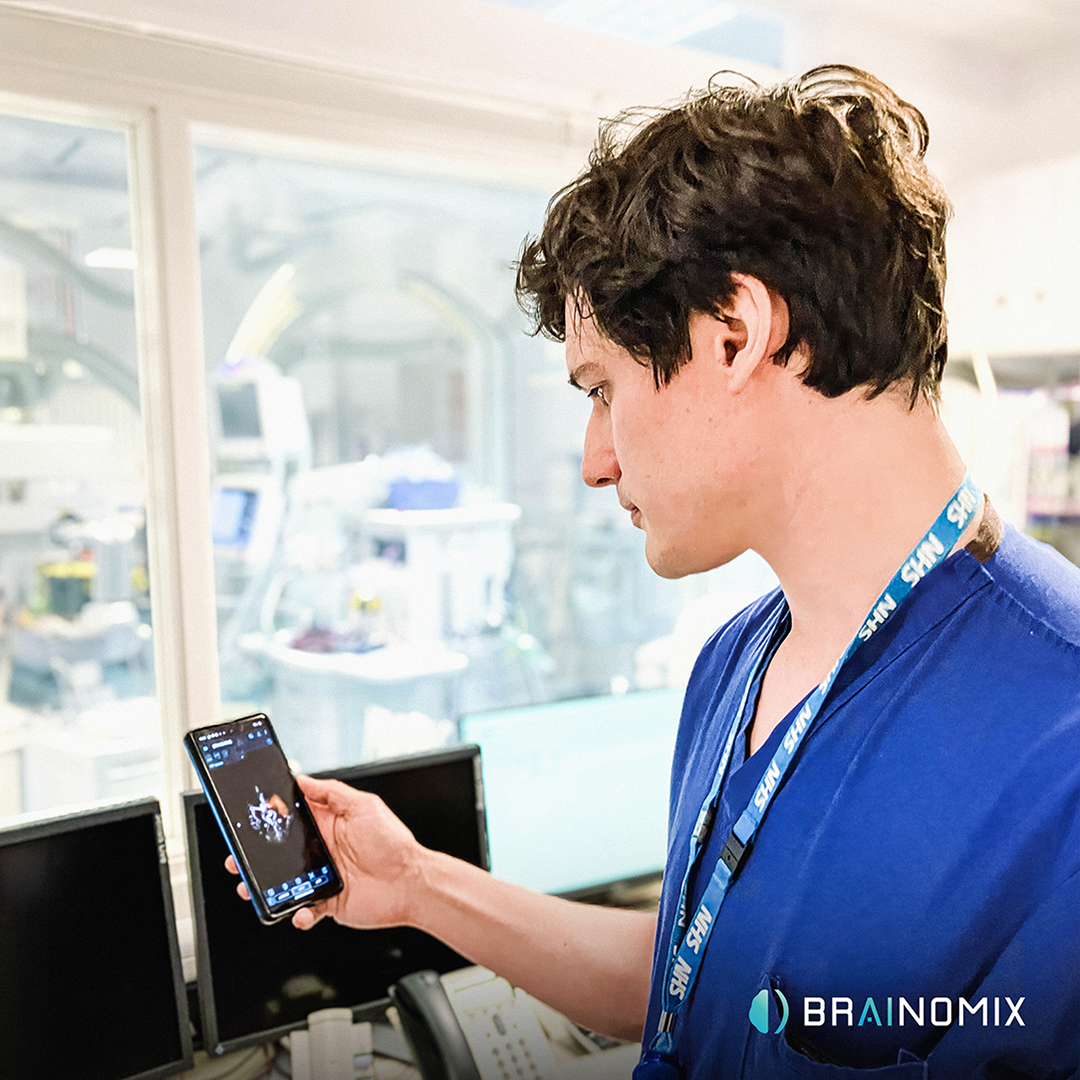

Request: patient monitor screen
left=219, top=381, right=262, bottom=438
left=210, top=487, right=259, bottom=547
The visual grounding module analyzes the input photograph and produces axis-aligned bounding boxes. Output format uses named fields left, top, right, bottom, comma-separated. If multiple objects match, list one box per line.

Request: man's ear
left=694, top=273, right=786, bottom=395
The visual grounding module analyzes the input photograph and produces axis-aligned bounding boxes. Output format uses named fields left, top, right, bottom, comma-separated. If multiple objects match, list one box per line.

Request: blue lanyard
left=637, top=476, right=984, bottom=1078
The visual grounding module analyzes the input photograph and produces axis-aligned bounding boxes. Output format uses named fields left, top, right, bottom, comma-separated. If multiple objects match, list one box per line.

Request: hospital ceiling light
left=84, top=247, right=137, bottom=270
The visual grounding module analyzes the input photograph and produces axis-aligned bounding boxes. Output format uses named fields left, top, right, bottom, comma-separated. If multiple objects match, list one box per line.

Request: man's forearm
left=409, top=848, right=656, bottom=1042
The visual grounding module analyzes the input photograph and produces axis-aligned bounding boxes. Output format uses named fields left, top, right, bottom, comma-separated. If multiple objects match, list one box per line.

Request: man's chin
left=644, top=540, right=694, bottom=580
left=644, top=537, right=746, bottom=580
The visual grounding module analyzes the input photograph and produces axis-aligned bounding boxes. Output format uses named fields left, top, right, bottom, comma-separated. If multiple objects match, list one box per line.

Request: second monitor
left=185, top=743, right=488, bottom=1056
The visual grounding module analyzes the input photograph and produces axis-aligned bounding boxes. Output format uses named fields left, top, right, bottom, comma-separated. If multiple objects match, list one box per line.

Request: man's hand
left=224, top=773, right=656, bottom=1039
left=225, top=774, right=427, bottom=931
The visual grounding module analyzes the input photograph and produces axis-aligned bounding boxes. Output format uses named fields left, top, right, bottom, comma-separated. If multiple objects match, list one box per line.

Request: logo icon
left=749, top=988, right=790, bottom=1034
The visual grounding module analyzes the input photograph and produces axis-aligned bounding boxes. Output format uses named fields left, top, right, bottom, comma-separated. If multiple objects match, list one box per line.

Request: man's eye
left=587, top=386, right=608, bottom=404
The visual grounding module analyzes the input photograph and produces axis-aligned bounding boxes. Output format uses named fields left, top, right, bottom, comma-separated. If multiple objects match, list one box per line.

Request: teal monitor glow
left=459, top=689, right=682, bottom=897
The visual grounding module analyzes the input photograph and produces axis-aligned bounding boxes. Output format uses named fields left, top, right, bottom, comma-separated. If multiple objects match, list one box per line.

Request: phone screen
left=185, top=714, right=342, bottom=923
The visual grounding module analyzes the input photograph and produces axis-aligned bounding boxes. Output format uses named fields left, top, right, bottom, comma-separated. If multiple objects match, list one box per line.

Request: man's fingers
left=296, top=773, right=331, bottom=801
left=293, top=903, right=327, bottom=931
left=297, top=773, right=356, bottom=813
left=223, top=777, right=353, bottom=929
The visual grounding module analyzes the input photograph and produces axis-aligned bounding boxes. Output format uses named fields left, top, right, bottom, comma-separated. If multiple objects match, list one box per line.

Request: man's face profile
left=565, top=306, right=766, bottom=580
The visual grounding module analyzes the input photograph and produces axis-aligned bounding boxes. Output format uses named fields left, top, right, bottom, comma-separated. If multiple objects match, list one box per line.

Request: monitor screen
left=185, top=744, right=489, bottom=1056
left=0, top=798, right=194, bottom=1080
left=459, top=688, right=683, bottom=898
left=210, top=487, right=259, bottom=547
left=218, top=382, right=262, bottom=439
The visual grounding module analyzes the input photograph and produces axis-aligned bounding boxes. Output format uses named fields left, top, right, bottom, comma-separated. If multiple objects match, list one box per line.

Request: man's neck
left=753, top=383, right=983, bottom=668
left=742, top=380, right=984, bottom=757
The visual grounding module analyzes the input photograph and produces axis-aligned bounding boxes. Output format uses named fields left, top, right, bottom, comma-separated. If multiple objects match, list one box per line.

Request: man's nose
left=581, top=411, right=621, bottom=488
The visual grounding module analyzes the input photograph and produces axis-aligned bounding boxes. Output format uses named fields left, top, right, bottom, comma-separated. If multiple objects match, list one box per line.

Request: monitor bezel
left=0, top=796, right=195, bottom=1080
left=184, top=742, right=489, bottom=1057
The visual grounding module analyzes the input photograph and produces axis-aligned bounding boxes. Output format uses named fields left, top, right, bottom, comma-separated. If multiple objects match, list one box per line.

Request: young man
left=232, top=67, right=1080, bottom=1077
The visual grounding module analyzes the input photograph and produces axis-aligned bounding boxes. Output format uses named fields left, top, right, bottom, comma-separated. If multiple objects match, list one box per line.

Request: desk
left=173, top=1047, right=418, bottom=1080
left=173, top=998, right=642, bottom=1079
left=174, top=1012, right=419, bottom=1080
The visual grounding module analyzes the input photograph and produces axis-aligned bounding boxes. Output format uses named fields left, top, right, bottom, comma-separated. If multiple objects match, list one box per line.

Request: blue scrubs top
left=644, top=525, right=1080, bottom=1078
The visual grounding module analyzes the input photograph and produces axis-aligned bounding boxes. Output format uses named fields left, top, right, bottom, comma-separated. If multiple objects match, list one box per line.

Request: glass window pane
left=0, top=112, right=160, bottom=822
left=195, top=141, right=777, bottom=777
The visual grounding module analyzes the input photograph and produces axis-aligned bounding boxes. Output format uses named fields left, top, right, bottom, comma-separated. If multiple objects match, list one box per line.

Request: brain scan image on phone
left=248, top=788, right=293, bottom=842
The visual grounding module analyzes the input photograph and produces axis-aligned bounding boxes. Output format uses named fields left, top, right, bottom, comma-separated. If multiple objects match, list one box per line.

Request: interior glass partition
left=0, top=111, right=160, bottom=821
left=193, top=140, right=780, bottom=775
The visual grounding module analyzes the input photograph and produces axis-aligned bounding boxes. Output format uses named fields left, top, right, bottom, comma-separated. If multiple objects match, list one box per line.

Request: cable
left=250, top=1044, right=278, bottom=1080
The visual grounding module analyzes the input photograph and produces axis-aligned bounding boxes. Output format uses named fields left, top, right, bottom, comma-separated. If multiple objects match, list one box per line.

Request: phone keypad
left=442, top=969, right=557, bottom=1080
left=479, top=1013, right=548, bottom=1080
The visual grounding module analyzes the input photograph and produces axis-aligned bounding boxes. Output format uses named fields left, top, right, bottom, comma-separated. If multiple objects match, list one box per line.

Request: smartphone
left=184, top=713, right=343, bottom=925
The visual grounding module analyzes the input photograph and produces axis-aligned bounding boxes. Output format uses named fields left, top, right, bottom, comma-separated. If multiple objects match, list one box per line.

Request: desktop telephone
left=389, top=965, right=641, bottom=1080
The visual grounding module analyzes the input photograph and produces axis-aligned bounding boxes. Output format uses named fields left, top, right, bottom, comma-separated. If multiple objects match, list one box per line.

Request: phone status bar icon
left=199, top=727, right=273, bottom=768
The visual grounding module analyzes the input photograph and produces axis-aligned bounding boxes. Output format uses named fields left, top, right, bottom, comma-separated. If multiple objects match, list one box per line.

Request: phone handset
left=391, top=967, right=559, bottom=1080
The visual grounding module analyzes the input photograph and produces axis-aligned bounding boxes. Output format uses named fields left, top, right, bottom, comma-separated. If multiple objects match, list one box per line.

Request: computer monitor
left=0, top=798, right=194, bottom=1080
left=214, top=364, right=310, bottom=478
left=459, top=688, right=683, bottom=899
left=210, top=474, right=283, bottom=568
left=210, top=486, right=260, bottom=548
left=218, top=380, right=263, bottom=439
left=185, top=744, right=489, bottom=1056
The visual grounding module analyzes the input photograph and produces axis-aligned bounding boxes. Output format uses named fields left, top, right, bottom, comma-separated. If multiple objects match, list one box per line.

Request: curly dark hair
left=515, top=65, right=952, bottom=404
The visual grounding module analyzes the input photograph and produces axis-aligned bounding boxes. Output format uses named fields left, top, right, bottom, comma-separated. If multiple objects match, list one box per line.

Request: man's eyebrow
left=567, top=362, right=602, bottom=391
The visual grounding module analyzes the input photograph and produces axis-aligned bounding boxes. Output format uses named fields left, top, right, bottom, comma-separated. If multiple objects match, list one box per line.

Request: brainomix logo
left=749, top=988, right=790, bottom=1034
left=749, top=990, right=1025, bottom=1034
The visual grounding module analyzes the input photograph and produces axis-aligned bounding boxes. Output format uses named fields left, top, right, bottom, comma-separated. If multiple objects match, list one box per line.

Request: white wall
left=36, top=0, right=774, bottom=105
left=4, top=0, right=775, bottom=170
left=949, top=152, right=1080, bottom=360
left=12, top=0, right=1080, bottom=187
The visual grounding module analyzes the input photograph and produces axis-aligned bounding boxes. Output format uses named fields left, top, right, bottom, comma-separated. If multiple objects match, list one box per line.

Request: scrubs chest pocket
left=741, top=1026, right=929, bottom=1080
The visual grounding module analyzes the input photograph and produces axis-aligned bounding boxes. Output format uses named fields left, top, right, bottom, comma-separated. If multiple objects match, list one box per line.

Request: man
left=232, top=66, right=1080, bottom=1077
